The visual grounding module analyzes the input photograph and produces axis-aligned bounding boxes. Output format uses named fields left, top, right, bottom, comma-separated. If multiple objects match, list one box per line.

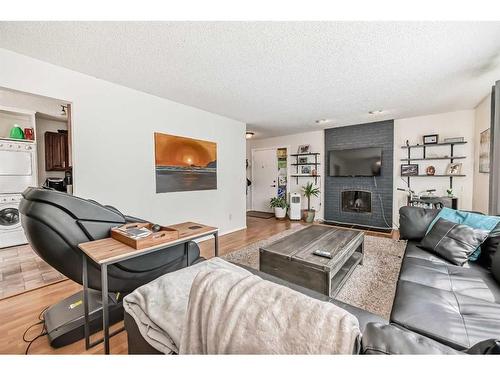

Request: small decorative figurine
left=426, top=166, right=436, bottom=176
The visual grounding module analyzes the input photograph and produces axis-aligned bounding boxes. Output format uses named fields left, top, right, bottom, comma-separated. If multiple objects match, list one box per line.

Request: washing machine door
left=0, top=206, right=21, bottom=229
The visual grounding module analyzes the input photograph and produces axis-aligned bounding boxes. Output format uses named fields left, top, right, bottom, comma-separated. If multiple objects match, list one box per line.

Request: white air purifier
left=289, top=192, right=301, bottom=220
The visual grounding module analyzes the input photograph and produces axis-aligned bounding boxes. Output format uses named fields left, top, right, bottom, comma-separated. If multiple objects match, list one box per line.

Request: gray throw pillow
left=419, top=218, right=489, bottom=266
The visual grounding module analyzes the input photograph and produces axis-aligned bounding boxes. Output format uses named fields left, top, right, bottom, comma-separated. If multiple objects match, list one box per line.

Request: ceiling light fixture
left=315, top=119, right=333, bottom=125
left=245, top=131, right=255, bottom=139
left=368, top=110, right=384, bottom=115
left=60, top=105, right=67, bottom=116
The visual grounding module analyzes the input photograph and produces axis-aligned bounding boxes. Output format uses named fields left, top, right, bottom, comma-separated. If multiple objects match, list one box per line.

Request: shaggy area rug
left=222, top=226, right=406, bottom=319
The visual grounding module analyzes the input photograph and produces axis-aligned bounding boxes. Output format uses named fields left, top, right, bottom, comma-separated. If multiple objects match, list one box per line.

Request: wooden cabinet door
left=45, top=132, right=68, bottom=171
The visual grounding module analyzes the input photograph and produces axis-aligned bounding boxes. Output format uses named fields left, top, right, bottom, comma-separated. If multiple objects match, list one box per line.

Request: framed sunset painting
left=154, top=132, right=217, bottom=193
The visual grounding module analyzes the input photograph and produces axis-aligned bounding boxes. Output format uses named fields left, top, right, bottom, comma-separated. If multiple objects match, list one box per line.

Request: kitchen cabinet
left=45, top=131, right=68, bottom=171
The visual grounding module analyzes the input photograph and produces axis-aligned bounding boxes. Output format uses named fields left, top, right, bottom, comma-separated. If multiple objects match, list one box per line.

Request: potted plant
left=302, top=182, right=320, bottom=223
left=270, top=197, right=288, bottom=219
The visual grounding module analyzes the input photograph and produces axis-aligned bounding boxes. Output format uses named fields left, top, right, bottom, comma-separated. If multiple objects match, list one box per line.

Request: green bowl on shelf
left=9, top=125, right=25, bottom=139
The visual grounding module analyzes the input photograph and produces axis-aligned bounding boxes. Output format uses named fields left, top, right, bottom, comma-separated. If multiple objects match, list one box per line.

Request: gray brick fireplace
left=324, top=120, right=394, bottom=230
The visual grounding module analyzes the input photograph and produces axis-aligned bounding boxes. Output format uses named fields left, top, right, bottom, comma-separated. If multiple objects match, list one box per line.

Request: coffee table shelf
left=259, top=225, right=364, bottom=298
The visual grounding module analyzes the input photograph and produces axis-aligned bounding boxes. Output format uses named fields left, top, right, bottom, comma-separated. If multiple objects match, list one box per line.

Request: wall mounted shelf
left=400, top=156, right=466, bottom=162
left=290, top=152, right=320, bottom=184
left=0, top=136, right=36, bottom=144
left=290, top=152, right=321, bottom=156
left=401, top=141, right=467, bottom=149
left=401, top=141, right=467, bottom=190
left=409, top=174, right=466, bottom=178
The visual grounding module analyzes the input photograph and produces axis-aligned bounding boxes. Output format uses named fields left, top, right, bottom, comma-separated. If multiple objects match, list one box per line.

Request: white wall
left=247, top=131, right=324, bottom=220
left=393, top=110, right=475, bottom=223
left=35, top=116, right=68, bottom=185
left=0, top=48, right=246, bottom=235
left=473, top=94, right=491, bottom=214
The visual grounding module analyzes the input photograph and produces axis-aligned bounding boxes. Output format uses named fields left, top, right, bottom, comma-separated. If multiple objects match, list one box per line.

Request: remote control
left=313, top=249, right=332, bottom=259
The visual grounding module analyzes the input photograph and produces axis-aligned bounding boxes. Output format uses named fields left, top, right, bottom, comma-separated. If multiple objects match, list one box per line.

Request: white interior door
left=252, top=148, right=278, bottom=212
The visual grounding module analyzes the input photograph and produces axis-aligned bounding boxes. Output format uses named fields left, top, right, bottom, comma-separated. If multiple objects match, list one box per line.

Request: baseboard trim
left=195, top=225, right=248, bottom=243
left=219, top=226, right=248, bottom=236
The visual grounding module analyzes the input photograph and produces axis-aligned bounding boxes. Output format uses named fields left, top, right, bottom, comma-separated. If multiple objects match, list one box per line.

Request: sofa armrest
left=399, top=206, right=439, bottom=241
left=361, top=323, right=462, bottom=355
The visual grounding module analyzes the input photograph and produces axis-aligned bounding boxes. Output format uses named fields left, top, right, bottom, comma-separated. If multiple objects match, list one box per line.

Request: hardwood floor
left=0, top=216, right=396, bottom=354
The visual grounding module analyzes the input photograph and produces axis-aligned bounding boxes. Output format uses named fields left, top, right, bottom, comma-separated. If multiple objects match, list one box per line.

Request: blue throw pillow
left=426, top=207, right=500, bottom=261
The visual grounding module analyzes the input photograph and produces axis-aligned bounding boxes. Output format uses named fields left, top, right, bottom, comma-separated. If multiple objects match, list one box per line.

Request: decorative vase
left=274, top=207, right=287, bottom=219
left=426, top=166, right=435, bottom=176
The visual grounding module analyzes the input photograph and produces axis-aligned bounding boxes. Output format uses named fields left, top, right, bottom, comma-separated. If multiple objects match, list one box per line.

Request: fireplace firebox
left=342, top=190, right=372, bottom=213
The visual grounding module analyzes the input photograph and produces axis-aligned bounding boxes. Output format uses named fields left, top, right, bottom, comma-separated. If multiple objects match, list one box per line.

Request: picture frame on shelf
left=444, top=137, right=464, bottom=144
left=446, top=162, right=462, bottom=175
left=423, top=134, right=439, bottom=144
left=301, top=165, right=312, bottom=174
left=401, top=164, right=419, bottom=176
left=297, top=144, right=310, bottom=154
left=298, top=156, right=308, bottom=164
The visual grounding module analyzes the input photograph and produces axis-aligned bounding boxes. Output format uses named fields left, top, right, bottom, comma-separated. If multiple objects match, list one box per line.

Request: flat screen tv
left=329, top=147, right=382, bottom=177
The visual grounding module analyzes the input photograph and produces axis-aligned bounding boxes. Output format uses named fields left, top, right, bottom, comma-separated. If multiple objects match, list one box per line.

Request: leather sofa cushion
left=399, top=206, right=439, bottom=241
left=404, top=241, right=450, bottom=264
left=391, top=279, right=500, bottom=350
left=480, top=222, right=500, bottom=270
left=361, top=322, right=462, bottom=354
left=399, top=256, right=500, bottom=303
left=419, top=218, right=489, bottom=266
left=492, top=246, right=500, bottom=284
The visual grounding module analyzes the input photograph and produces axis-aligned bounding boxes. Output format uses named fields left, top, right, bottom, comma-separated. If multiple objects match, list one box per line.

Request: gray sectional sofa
left=391, top=206, right=500, bottom=351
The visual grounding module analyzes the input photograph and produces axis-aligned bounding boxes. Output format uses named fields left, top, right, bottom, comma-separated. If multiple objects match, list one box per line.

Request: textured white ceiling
left=1, top=21, right=500, bottom=138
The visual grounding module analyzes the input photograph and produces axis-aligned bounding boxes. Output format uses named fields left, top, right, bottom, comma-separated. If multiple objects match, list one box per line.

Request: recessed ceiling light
left=315, top=119, right=333, bottom=124
left=245, top=131, right=255, bottom=139
left=368, top=110, right=384, bottom=115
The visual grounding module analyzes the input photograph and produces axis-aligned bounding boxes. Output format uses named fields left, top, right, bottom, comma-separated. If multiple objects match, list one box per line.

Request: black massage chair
left=19, top=187, right=202, bottom=348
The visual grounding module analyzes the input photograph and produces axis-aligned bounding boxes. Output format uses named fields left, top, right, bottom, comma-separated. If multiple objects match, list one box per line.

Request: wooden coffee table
left=259, top=225, right=364, bottom=298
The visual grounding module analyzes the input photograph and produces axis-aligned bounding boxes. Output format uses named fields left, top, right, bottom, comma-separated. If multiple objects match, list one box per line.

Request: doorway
left=0, top=87, right=72, bottom=298
left=251, top=147, right=289, bottom=212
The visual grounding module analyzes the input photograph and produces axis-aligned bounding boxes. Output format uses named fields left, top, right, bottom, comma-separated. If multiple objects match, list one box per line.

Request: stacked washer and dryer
left=0, top=107, right=38, bottom=249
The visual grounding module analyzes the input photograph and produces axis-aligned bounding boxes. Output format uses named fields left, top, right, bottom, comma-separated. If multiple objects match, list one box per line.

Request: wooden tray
left=111, top=222, right=179, bottom=250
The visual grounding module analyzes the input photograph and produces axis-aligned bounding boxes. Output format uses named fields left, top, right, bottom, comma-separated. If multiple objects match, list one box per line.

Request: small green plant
left=302, top=182, right=320, bottom=211
left=270, top=196, right=288, bottom=209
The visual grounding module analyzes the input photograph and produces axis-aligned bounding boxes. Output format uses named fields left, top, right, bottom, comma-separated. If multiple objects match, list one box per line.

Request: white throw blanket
left=179, top=268, right=361, bottom=354
left=123, top=258, right=251, bottom=353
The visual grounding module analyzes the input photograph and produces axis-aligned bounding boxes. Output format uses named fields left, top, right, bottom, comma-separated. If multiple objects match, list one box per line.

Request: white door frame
left=250, top=145, right=291, bottom=211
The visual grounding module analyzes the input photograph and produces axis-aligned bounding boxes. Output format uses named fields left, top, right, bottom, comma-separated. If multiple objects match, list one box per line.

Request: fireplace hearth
left=342, top=190, right=372, bottom=213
